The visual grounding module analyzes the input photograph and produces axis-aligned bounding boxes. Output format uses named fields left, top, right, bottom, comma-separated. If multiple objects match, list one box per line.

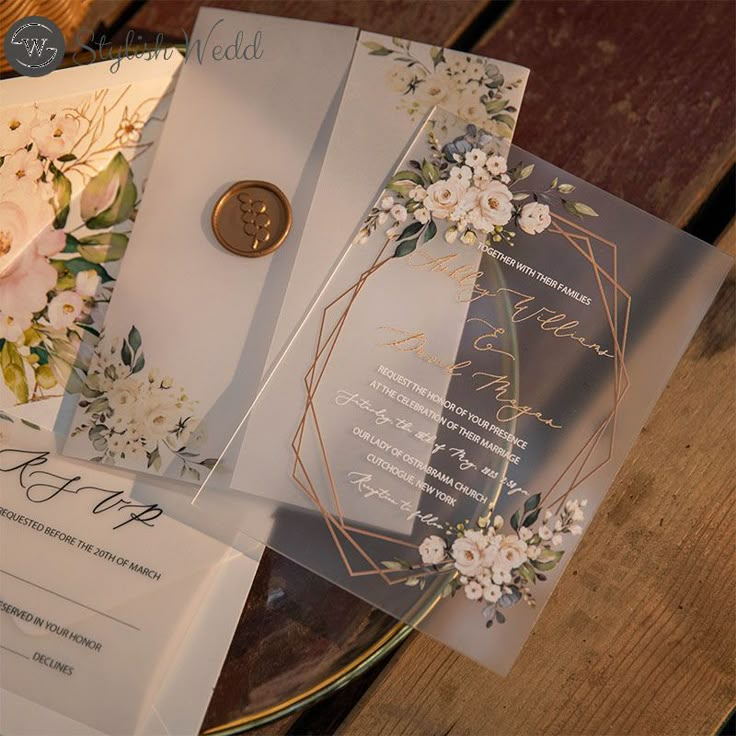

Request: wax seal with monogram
left=211, top=180, right=292, bottom=257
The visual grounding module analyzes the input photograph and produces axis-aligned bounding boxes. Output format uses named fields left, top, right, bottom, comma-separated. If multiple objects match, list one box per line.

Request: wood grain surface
left=117, top=0, right=487, bottom=46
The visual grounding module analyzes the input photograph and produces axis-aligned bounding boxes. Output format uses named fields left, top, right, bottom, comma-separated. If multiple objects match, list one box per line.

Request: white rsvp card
left=0, top=417, right=259, bottom=735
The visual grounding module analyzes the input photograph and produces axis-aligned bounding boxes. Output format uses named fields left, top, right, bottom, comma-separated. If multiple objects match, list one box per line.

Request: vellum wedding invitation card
left=63, top=15, right=529, bottom=488
left=195, top=109, right=731, bottom=673
left=62, top=8, right=359, bottom=480
left=0, top=54, right=182, bottom=432
left=0, top=417, right=259, bottom=735
left=266, top=31, right=529, bottom=364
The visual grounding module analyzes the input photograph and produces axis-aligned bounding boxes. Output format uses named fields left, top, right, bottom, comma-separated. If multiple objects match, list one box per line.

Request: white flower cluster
left=418, top=498, right=586, bottom=605
left=386, top=53, right=511, bottom=138
left=0, top=105, right=101, bottom=344
left=405, top=146, right=552, bottom=246
left=84, top=349, right=200, bottom=462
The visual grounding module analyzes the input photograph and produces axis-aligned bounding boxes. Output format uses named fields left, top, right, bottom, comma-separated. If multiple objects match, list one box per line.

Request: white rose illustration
left=31, top=115, right=79, bottom=160
left=0, top=106, right=38, bottom=156
left=486, top=154, right=508, bottom=176
left=451, top=535, right=486, bottom=577
left=47, top=291, right=84, bottom=330
left=424, top=177, right=469, bottom=220
left=455, top=89, right=487, bottom=127
left=1, top=149, right=43, bottom=187
left=75, top=269, right=101, bottom=298
left=464, top=580, right=484, bottom=600
left=466, top=180, right=513, bottom=232
left=0, top=311, right=31, bottom=343
left=0, top=197, right=64, bottom=317
left=138, top=394, right=180, bottom=445
left=418, top=535, right=446, bottom=565
left=493, top=535, right=527, bottom=572
left=386, top=65, right=415, bottom=93
left=519, top=202, right=552, bottom=235
left=417, top=72, right=454, bottom=107
left=107, top=378, right=143, bottom=418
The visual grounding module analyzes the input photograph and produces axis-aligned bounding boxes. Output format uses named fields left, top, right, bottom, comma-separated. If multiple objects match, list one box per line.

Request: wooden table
left=79, top=0, right=736, bottom=733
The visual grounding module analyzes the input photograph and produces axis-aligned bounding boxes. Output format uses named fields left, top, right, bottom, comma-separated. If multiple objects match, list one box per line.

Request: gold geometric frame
left=289, top=212, right=631, bottom=587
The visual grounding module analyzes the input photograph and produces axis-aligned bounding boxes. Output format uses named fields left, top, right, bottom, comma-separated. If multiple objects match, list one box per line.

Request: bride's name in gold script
left=379, top=326, right=561, bottom=429
left=409, top=251, right=614, bottom=359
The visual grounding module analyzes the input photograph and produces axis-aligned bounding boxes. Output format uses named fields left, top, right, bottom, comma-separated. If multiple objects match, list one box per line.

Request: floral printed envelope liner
left=0, top=57, right=179, bottom=429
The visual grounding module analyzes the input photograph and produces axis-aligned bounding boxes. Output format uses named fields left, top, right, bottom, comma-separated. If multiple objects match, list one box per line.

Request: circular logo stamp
left=211, top=181, right=292, bottom=258
left=4, top=15, right=65, bottom=77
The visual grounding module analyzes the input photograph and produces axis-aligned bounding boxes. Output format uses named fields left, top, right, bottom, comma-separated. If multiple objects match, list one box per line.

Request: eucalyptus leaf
left=362, top=41, right=392, bottom=56
left=523, top=493, right=541, bottom=514
left=573, top=201, right=599, bottom=217
left=423, top=220, right=437, bottom=243
left=394, top=237, right=418, bottom=258
left=127, top=325, right=142, bottom=352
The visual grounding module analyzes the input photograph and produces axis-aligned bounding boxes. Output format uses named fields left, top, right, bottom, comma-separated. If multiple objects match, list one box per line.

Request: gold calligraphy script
left=409, top=251, right=614, bottom=359
left=379, top=325, right=561, bottom=429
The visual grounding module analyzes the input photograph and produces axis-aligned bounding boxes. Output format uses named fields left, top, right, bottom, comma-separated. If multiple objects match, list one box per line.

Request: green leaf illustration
left=510, top=509, right=521, bottom=532
left=128, top=325, right=142, bottom=352
left=573, top=202, right=598, bottom=217
left=563, top=200, right=599, bottom=219
left=386, top=169, right=423, bottom=197
left=557, top=183, right=575, bottom=193
left=523, top=493, right=541, bottom=514
left=423, top=220, right=437, bottom=243
left=57, top=257, right=114, bottom=283
left=0, top=341, right=28, bottom=404
left=76, top=232, right=129, bottom=263
left=121, top=340, right=132, bottom=367
left=81, top=152, right=137, bottom=229
left=362, top=41, right=392, bottom=56
left=49, top=163, right=72, bottom=229
left=484, top=98, right=508, bottom=115
left=397, top=221, right=423, bottom=242
left=430, top=46, right=445, bottom=68
left=394, top=237, right=418, bottom=258
left=421, top=159, right=439, bottom=184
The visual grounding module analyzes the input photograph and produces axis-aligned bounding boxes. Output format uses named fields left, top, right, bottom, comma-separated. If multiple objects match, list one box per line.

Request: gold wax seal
left=211, top=181, right=292, bottom=257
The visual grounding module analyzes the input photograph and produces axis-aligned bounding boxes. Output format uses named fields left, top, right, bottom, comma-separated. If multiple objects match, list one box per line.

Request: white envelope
left=267, top=31, right=529, bottom=363
left=63, top=9, right=359, bottom=480
left=0, top=418, right=261, bottom=735
left=62, top=15, right=528, bottom=487
left=0, top=53, right=182, bottom=433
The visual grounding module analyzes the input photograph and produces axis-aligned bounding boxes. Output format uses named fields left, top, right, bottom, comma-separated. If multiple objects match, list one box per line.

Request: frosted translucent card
left=200, top=107, right=730, bottom=673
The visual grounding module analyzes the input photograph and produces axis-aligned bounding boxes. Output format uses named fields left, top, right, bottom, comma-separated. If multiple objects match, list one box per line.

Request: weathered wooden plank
left=119, top=0, right=487, bottom=46
left=471, top=0, right=736, bottom=225
left=338, top=218, right=735, bottom=735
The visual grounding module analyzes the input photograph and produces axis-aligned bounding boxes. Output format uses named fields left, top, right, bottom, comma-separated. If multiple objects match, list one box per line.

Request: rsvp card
left=194, top=108, right=731, bottom=674
left=0, top=417, right=258, bottom=734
